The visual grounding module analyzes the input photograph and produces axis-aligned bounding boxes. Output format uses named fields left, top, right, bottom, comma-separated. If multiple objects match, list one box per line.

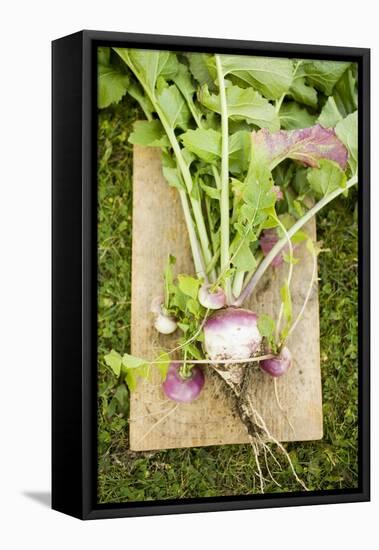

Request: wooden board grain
left=130, top=146, right=323, bottom=451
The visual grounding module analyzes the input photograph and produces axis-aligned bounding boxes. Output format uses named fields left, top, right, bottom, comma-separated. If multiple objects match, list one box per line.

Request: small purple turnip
left=162, top=362, right=205, bottom=403
left=260, top=346, right=292, bottom=377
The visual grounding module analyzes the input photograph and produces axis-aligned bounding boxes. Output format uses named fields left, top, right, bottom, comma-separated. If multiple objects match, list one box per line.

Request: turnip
left=198, top=283, right=226, bottom=310
left=162, top=362, right=205, bottom=403
left=154, top=314, right=178, bottom=335
left=204, top=307, right=262, bottom=361
left=150, top=296, right=177, bottom=334
left=260, top=346, right=292, bottom=377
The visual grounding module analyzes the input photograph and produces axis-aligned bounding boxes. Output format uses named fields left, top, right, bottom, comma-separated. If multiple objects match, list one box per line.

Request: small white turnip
left=198, top=284, right=226, bottom=310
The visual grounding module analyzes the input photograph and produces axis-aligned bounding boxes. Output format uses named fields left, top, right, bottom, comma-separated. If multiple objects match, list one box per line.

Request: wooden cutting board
left=130, top=145, right=323, bottom=451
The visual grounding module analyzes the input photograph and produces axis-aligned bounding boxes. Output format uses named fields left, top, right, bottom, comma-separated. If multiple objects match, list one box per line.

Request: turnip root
left=261, top=347, right=292, bottom=377
left=204, top=307, right=262, bottom=362
left=162, top=362, right=205, bottom=403
left=150, top=296, right=177, bottom=335
left=198, top=284, right=226, bottom=310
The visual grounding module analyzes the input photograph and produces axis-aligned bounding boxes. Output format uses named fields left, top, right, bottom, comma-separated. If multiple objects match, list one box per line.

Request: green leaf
left=199, top=180, right=220, bottom=200
left=177, top=274, right=201, bottom=300
left=185, top=53, right=217, bottom=91
left=216, top=55, right=293, bottom=100
left=129, top=120, right=169, bottom=147
left=185, top=343, right=203, bottom=360
left=114, top=48, right=179, bottom=95
left=104, top=350, right=122, bottom=377
left=258, top=314, right=276, bottom=341
left=283, top=253, right=299, bottom=264
left=122, top=354, right=150, bottom=392
left=317, top=97, right=344, bottom=128
left=280, top=102, right=316, bottom=130
left=122, top=353, right=147, bottom=369
left=291, top=229, right=308, bottom=245
left=125, top=371, right=138, bottom=392
left=231, top=239, right=257, bottom=271
left=300, top=60, right=351, bottom=95
left=307, top=159, right=347, bottom=198
left=177, top=322, right=190, bottom=333
left=98, top=63, right=129, bottom=108
left=187, top=298, right=201, bottom=317
left=243, top=163, right=277, bottom=213
left=113, top=384, right=129, bottom=410
left=238, top=159, right=276, bottom=234
left=128, top=80, right=154, bottom=120
left=229, top=131, right=251, bottom=175
left=155, top=352, right=170, bottom=380
left=173, top=63, right=202, bottom=123
left=199, top=84, right=280, bottom=131
left=180, top=128, right=221, bottom=162
left=289, top=76, right=318, bottom=108
left=333, top=68, right=358, bottom=117
left=317, top=69, right=357, bottom=129
left=161, top=152, right=184, bottom=190
left=335, top=111, right=358, bottom=174
left=157, top=84, right=191, bottom=129
left=162, top=165, right=184, bottom=190
left=98, top=47, right=110, bottom=65
left=164, top=254, right=176, bottom=309
left=280, top=281, right=293, bottom=331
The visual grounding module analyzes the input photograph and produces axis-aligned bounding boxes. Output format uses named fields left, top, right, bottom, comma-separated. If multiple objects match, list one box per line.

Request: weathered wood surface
left=130, top=146, right=323, bottom=451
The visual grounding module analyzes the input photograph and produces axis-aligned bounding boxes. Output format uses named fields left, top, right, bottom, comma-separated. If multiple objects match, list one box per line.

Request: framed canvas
left=52, top=30, right=370, bottom=520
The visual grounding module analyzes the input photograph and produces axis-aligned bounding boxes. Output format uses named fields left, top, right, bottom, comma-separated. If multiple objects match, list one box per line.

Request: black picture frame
left=52, top=30, right=370, bottom=520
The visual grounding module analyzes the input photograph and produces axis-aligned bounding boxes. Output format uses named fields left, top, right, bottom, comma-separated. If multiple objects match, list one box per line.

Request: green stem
left=206, top=247, right=220, bottom=276
left=161, top=124, right=216, bottom=281
left=284, top=242, right=317, bottom=343
left=215, top=54, right=232, bottom=303
left=125, top=59, right=215, bottom=282
left=233, top=176, right=358, bottom=307
left=275, top=217, right=294, bottom=343
left=232, top=270, right=245, bottom=299
left=205, top=197, right=218, bottom=261
left=275, top=92, right=286, bottom=114
left=178, top=190, right=207, bottom=280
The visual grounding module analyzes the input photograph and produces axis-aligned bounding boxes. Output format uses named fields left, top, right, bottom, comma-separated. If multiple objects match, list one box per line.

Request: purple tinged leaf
left=259, top=229, right=283, bottom=268
left=251, top=124, right=348, bottom=170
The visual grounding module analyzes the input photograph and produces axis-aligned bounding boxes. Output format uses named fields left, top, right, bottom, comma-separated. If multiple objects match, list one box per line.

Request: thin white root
left=133, top=404, right=179, bottom=447
left=247, top=397, right=308, bottom=492
left=250, top=438, right=264, bottom=494
left=273, top=378, right=296, bottom=436
left=262, top=443, right=282, bottom=488
left=255, top=429, right=283, bottom=471
left=149, top=354, right=274, bottom=366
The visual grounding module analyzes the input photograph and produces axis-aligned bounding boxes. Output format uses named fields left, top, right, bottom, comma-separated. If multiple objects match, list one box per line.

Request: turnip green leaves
left=98, top=48, right=359, bottom=390
left=212, top=55, right=293, bottom=100
left=97, top=48, right=129, bottom=109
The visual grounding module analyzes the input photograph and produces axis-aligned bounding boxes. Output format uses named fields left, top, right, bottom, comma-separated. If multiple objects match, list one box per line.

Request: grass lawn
left=97, top=97, right=358, bottom=503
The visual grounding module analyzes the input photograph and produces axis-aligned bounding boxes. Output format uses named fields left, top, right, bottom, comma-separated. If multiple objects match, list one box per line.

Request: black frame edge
left=52, top=31, right=85, bottom=519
